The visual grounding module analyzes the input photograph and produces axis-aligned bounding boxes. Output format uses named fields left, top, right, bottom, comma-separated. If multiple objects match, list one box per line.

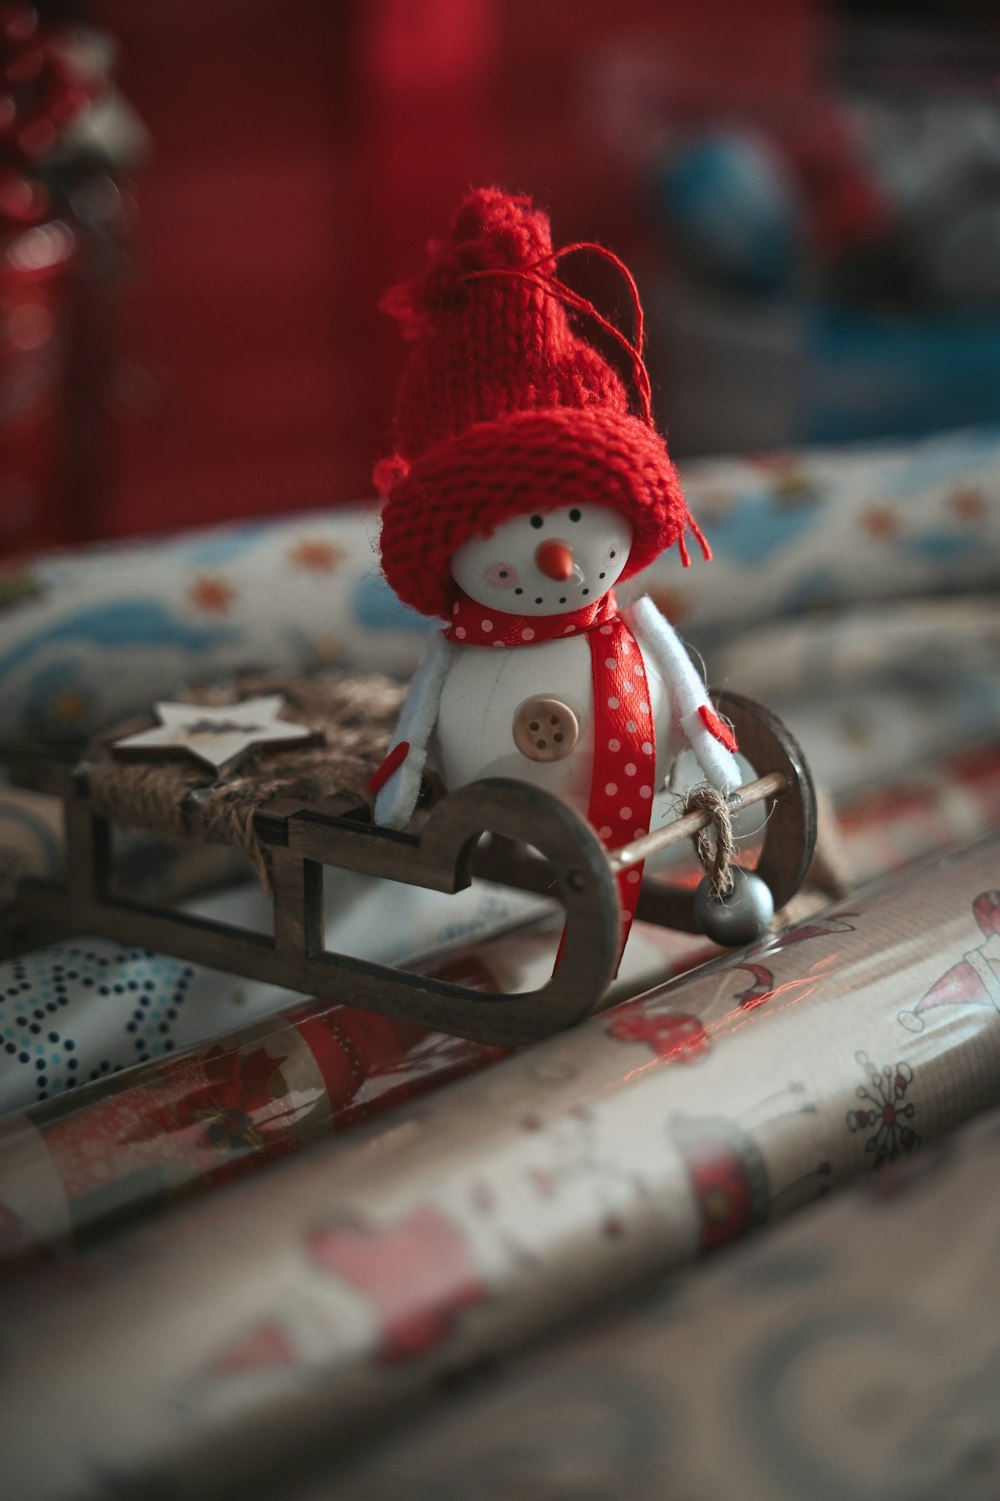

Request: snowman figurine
left=370, top=189, right=745, bottom=947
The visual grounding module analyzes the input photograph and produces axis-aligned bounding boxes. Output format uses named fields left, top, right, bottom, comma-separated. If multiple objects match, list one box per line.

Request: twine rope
left=685, top=785, right=736, bottom=899
left=86, top=673, right=405, bottom=891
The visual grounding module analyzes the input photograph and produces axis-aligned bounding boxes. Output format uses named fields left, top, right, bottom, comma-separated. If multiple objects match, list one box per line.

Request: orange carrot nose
left=535, top=539, right=574, bottom=580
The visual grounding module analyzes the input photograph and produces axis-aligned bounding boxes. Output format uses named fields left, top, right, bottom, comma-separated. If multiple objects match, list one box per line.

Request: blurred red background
left=78, top=0, right=817, bottom=541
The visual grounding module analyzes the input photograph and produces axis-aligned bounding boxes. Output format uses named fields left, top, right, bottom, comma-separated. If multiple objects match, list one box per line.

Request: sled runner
left=7, top=690, right=814, bottom=1047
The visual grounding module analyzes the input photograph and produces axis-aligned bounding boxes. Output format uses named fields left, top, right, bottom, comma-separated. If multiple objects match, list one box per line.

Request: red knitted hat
left=376, top=187, right=706, bottom=620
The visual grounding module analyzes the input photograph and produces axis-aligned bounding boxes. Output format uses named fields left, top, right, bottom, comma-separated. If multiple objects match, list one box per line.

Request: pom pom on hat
left=379, top=189, right=555, bottom=340
left=377, top=187, right=707, bottom=619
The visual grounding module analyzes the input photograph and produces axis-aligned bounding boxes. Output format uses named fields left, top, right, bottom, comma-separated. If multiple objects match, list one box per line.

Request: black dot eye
left=599, top=572, right=606, bottom=579
left=609, top=550, right=616, bottom=559
left=499, top=570, right=508, bottom=578
left=534, top=596, right=543, bottom=604
left=530, top=515, right=544, bottom=529
left=514, top=587, right=523, bottom=595
left=569, top=508, right=581, bottom=522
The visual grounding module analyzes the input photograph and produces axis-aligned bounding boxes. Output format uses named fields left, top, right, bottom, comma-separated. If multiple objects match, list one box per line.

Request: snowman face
left=450, top=503, right=634, bottom=616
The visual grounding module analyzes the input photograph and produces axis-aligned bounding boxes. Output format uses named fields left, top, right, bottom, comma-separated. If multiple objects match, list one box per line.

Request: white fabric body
left=376, top=594, right=740, bottom=829
left=373, top=630, right=456, bottom=828
left=432, top=630, right=670, bottom=810
left=628, top=595, right=741, bottom=793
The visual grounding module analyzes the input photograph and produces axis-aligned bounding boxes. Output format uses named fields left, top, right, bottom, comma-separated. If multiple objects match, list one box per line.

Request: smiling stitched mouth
left=486, top=548, right=620, bottom=612
left=521, top=565, right=610, bottom=608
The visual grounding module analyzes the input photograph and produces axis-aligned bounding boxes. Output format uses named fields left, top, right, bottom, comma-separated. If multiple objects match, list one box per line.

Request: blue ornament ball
left=652, top=132, right=799, bottom=292
left=693, top=867, right=775, bottom=947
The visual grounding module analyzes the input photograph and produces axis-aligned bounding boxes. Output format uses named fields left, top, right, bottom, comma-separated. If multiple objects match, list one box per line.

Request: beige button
left=512, top=696, right=579, bottom=762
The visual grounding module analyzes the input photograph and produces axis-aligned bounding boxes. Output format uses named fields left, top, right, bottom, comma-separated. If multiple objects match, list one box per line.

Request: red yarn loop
left=680, top=513, right=712, bottom=565
left=462, top=241, right=653, bottom=426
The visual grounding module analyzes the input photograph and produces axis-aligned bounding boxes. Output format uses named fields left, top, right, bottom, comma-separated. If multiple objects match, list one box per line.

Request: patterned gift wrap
left=0, top=915, right=711, bottom=1268
left=309, top=1105, right=1000, bottom=1501
left=0, top=775, right=62, bottom=907
left=709, top=595, right=1000, bottom=796
left=0, top=772, right=253, bottom=917
left=645, top=427, right=1000, bottom=640
left=8, top=717, right=1000, bottom=1270
left=834, top=740, right=1000, bottom=884
left=1, top=835, right=999, bottom=1500
left=0, top=1000, right=502, bottom=1271
left=0, top=870, right=547, bottom=1116
left=2, top=424, right=999, bottom=751
left=10, top=728, right=999, bottom=1270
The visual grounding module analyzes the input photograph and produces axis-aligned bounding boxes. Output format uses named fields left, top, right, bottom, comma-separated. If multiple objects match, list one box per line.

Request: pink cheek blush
left=483, top=562, right=518, bottom=589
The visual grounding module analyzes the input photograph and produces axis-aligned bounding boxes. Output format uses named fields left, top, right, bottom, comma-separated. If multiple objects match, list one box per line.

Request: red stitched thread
left=369, top=740, right=410, bottom=795
left=698, top=705, right=738, bottom=753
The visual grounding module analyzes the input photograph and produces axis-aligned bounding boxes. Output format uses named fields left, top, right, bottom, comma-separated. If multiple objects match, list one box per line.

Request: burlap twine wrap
left=85, top=673, right=405, bottom=889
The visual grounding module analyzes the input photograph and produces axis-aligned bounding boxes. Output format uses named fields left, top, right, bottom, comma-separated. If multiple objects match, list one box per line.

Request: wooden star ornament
left=110, top=695, right=323, bottom=773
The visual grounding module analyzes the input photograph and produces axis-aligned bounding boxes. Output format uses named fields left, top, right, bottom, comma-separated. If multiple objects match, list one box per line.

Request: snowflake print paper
left=847, top=1052, right=920, bottom=1167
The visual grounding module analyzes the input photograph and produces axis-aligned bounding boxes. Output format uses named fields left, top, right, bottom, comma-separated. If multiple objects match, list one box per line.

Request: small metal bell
left=693, top=867, right=775, bottom=947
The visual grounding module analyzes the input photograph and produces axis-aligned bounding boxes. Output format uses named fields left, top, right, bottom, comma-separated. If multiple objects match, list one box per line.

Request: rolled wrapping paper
left=3, top=836, right=1000, bottom=1500
left=711, top=593, right=1000, bottom=703
left=643, top=426, right=1000, bottom=640
left=304, top=1106, right=1000, bottom=1501
left=0, top=507, right=422, bottom=751
left=763, top=678, right=1000, bottom=797
left=0, top=916, right=712, bottom=1268
left=0, top=1001, right=503, bottom=1272
left=0, top=774, right=253, bottom=914
left=834, top=740, right=1000, bottom=884
left=0, top=872, right=548, bottom=1115
left=2, top=424, right=999, bottom=751
left=5, top=732, right=999, bottom=1267
left=708, top=593, right=1000, bottom=796
left=1, top=724, right=997, bottom=1263
left=0, top=776, right=62, bottom=907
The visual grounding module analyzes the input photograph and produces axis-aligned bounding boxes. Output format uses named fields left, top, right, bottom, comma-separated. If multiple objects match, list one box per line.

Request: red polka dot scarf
left=446, top=589, right=655, bottom=950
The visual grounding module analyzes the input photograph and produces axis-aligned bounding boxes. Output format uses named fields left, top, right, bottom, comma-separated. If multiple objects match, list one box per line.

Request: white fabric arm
left=374, top=630, right=455, bottom=829
left=627, top=594, right=741, bottom=792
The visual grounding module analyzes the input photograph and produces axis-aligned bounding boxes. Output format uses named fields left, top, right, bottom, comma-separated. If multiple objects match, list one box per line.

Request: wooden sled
left=8, top=691, right=815, bottom=1047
